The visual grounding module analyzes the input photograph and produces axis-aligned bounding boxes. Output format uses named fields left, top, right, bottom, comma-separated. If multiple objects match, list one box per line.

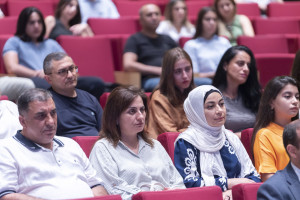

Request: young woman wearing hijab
left=174, top=85, right=260, bottom=200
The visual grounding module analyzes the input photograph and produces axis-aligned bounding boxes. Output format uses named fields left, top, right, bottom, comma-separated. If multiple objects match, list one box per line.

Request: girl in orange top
left=252, top=76, right=299, bottom=182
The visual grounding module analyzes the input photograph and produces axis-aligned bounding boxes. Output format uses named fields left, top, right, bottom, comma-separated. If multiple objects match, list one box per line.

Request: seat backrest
left=72, top=136, right=100, bottom=158
left=267, top=2, right=300, bottom=18
left=255, top=53, right=295, bottom=87
left=254, top=18, right=300, bottom=35
left=232, top=183, right=263, bottom=200
left=115, top=1, right=163, bottom=17
left=57, top=35, right=115, bottom=82
left=157, top=132, right=180, bottom=163
left=186, top=1, right=211, bottom=19
left=71, top=195, right=122, bottom=200
left=0, top=95, right=9, bottom=101
left=237, top=35, right=289, bottom=54
left=88, top=17, right=139, bottom=35
left=7, top=0, right=55, bottom=17
left=179, top=36, right=192, bottom=48
left=236, top=3, right=260, bottom=19
left=0, top=16, right=18, bottom=35
left=241, top=128, right=254, bottom=163
left=100, top=92, right=110, bottom=109
left=132, top=186, right=222, bottom=200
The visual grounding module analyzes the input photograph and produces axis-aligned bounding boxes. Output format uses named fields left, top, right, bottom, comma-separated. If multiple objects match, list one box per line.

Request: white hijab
left=175, top=85, right=258, bottom=187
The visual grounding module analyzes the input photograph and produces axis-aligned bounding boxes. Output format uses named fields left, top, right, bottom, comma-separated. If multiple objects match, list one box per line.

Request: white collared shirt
left=0, top=131, right=104, bottom=199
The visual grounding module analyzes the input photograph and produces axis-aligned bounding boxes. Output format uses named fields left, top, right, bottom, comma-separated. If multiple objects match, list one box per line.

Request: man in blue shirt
left=44, top=52, right=103, bottom=138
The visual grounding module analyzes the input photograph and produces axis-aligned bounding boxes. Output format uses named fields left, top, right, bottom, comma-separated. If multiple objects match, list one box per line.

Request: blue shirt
left=174, top=138, right=260, bottom=191
left=2, top=36, right=65, bottom=71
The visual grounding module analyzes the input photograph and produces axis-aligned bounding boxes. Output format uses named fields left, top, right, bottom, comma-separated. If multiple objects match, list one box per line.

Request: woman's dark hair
left=15, top=7, right=46, bottom=42
left=100, top=86, right=153, bottom=147
left=212, top=45, right=261, bottom=113
left=251, top=76, right=299, bottom=157
left=55, top=0, right=81, bottom=26
left=214, top=0, right=237, bottom=22
left=193, top=7, right=218, bottom=39
left=158, top=47, right=195, bottom=107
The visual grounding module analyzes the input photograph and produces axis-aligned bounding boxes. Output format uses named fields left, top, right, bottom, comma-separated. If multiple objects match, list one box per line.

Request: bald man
left=123, top=4, right=177, bottom=92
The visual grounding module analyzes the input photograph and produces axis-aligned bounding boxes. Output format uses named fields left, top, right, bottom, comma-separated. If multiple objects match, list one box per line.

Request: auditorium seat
left=72, top=136, right=99, bottom=158
left=71, top=195, right=122, bottom=200
left=57, top=35, right=115, bottom=83
left=132, top=186, right=222, bottom=200
left=178, top=37, right=192, bottom=48
left=186, top=1, right=211, bottom=19
left=88, top=17, right=139, bottom=35
left=7, top=0, right=55, bottom=17
left=237, top=35, right=289, bottom=54
left=232, top=183, right=263, bottom=200
left=253, top=18, right=300, bottom=35
left=0, top=16, right=17, bottom=35
left=236, top=3, right=261, bottom=20
left=255, top=53, right=295, bottom=87
left=267, top=2, right=300, bottom=18
left=0, top=95, right=9, bottom=101
left=157, top=132, right=180, bottom=163
left=241, top=128, right=254, bottom=163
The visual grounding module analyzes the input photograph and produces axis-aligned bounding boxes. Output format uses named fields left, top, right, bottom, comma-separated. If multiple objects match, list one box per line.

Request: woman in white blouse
left=89, top=86, right=185, bottom=200
left=156, top=0, right=195, bottom=43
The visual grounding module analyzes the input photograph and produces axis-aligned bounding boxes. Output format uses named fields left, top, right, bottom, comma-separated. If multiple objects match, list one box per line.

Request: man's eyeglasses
left=47, top=65, right=78, bottom=76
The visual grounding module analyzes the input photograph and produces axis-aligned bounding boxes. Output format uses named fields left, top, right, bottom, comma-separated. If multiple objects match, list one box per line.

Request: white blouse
left=89, top=136, right=185, bottom=200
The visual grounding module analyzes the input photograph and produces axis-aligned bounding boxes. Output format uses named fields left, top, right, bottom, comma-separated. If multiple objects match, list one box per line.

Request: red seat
left=115, top=1, right=165, bottom=17
left=186, top=1, right=211, bottom=19
left=232, top=183, right=263, bottom=200
left=7, top=0, right=55, bottom=17
left=57, top=35, right=115, bottom=83
left=0, top=95, right=9, bottom=101
left=253, top=18, right=300, bottom=35
left=255, top=53, right=295, bottom=87
left=267, top=2, right=300, bottom=18
left=88, top=17, right=139, bottom=35
left=241, top=128, right=254, bottom=163
left=132, top=186, right=222, bottom=200
left=0, top=16, right=17, bottom=35
left=237, top=3, right=260, bottom=20
left=237, top=35, right=289, bottom=54
left=72, top=136, right=99, bottom=158
left=157, top=132, right=180, bottom=163
left=0, top=35, right=13, bottom=74
left=70, top=195, right=122, bottom=200
left=178, top=37, right=192, bottom=48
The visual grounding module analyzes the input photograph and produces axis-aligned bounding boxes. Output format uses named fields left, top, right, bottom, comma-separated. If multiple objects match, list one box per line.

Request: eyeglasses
left=47, top=65, right=78, bottom=76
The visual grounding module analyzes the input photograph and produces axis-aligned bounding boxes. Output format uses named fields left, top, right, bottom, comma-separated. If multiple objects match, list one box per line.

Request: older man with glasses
left=44, top=52, right=103, bottom=138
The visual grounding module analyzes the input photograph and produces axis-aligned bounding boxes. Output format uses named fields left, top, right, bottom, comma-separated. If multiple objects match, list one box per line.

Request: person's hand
left=222, top=190, right=232, bottom=200
left=228, top=178, right=255, bottom=189
left=70, top=24, right=87, bottom=36
left=35, top=70, right=45, bottom=78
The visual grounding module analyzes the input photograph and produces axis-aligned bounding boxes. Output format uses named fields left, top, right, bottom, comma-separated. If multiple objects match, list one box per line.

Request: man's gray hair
left=17, top=88, right=53, bottom=116
left=43, top=52, right=68, bottom=74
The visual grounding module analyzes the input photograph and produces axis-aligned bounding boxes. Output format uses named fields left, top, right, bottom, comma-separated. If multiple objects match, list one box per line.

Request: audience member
left=45, top=0, right=94, bottom=39
left=212, top=46, right=261, bottom=135
left=123, top=4, right=177, bottom=92
left=214, top=0, right=254, bottom=45
left=156, top=0, right=195, bottom=43
left=0, top=100, right=22, bottom=139
left=78, top=0, right=120, bottom=23
left=146, top=47, right=194, bottom=139
left=184, top=7, right=231, bottom=84
left=252, top=76, right=299, bottom=182
left=2, top=7, right=106, bottom=99
left=0, top=88, right=107, bottom=200
left=44, top=52, right=103, bottom=138
left=257, top=119, right=300, bottom=200
left=0, top=77, right=35, bottom=101
left=174, top=85, right=260, bottom=200
left=235, top=0, right=283, bottom=14
left=89, top=86, right=185, bottom=200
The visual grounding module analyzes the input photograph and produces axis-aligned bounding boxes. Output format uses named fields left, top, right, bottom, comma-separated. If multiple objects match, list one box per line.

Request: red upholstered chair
left=232, top=183, right=263, bottom=200
left=114, top=1, right=165, bottom=17
left=186, top=1, right=211, bottom=19
left=87, top=17, right=139, bottom=35
left=237, top=35, right=289, bottom=54
left=236, top=3, right=260, bottom=20
left=253, top=18, right=300, bottom=35
left=69, top=195, right=122, bottom=200
left=0, top=16, right=17, bottom=35
left=178, top=37, right=192, bottom=48
left=255, top=53, right=295, bottom=87
left=7, top=0, right=55, bottom=17
left=157, top=132, right=180, bottom=163
left=72, top=136, right=99, bottom=158
left=267, top=2, right=300, bottom=18
left=0, top=95, right=9, bottom=101
left=57, top=35, right=115, bottom=83
left=241, top=128, right=254, bottom=163
left=132, top=186, right=223, bottom=200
